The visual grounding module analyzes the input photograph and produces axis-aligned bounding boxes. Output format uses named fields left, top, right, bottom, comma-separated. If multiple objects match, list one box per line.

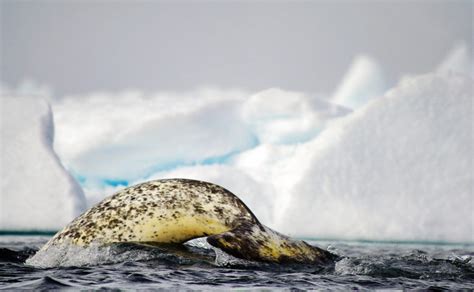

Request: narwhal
left=35, top=179, right=336, bottom=264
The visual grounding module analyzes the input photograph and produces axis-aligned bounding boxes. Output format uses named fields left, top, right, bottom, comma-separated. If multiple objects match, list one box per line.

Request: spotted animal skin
left=40, top=179, right=335, bottom=264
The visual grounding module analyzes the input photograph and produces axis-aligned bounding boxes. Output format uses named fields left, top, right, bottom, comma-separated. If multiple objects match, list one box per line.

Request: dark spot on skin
left=193, top=203, right=205, bottom=214
left=109, top=219, right=121, bottom=228
left=84, top=222, right=96, bottom=229
left=213, top=206, right=224, bottom=216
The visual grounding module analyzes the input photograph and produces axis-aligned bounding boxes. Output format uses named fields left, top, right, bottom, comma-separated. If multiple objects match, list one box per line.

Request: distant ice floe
left=0, top=96, right=85, bottom=230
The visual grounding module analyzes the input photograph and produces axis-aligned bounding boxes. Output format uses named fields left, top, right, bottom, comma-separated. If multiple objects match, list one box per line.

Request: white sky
left=1, top=0, right=472, bottom=96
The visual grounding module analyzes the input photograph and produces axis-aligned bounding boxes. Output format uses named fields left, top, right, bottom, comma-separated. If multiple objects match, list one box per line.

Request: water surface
left=1, top=235, right=472, bottom=290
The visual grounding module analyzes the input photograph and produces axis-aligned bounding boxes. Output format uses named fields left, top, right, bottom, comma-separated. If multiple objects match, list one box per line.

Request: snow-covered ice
left=52, top=88, right=253, bottom=182
left=280, top=73, right=473, bottom=242
left=0, top=96, right=85, bottom=230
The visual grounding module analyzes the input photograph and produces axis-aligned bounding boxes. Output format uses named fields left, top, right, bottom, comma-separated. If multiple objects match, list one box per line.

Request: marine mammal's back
left=38, top=179, right=335, bottom=264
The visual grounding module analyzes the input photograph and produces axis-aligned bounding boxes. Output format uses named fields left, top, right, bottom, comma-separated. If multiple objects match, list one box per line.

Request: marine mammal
left=36, top=179, right=335, bottom=264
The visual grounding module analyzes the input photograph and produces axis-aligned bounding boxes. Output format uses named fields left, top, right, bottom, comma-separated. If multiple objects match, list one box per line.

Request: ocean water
left=1, top=235, right=472, bottom=290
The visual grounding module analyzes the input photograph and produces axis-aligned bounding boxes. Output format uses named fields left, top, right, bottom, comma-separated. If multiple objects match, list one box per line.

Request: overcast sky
left=1, top=0, right=472, bottom=97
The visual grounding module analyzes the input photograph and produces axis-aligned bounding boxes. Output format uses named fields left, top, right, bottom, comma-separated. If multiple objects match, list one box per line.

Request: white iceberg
left=280, top=73, right=473, bottom=242
left=52, top=89, right=254, bottom=182
left=0, top=96, right=85, bottom=230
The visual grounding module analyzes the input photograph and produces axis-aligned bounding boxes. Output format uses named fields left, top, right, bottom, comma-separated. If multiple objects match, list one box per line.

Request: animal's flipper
left=206, top=222, right=336, bottom=264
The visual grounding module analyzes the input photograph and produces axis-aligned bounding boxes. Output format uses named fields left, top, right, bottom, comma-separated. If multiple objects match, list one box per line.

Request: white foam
left=0, top=96, right=85, bottom=230
left=26, top=241, right=154, bottom=268
left=27, top=237, right=243, bottom=268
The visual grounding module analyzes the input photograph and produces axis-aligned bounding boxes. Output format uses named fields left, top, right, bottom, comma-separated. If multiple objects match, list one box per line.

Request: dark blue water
left=1, top=236, right=473, bottom=290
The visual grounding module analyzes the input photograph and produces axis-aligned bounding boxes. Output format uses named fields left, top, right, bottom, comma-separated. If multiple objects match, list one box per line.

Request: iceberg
left=0, top=96, right=85, bottom=230
left=52, top=89, right=255, bottom=183
left=279, top=73, right=473, bottom=242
